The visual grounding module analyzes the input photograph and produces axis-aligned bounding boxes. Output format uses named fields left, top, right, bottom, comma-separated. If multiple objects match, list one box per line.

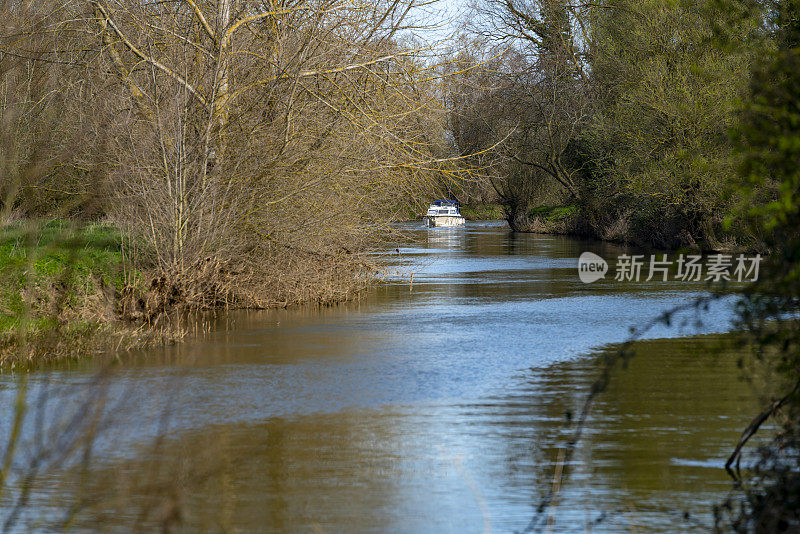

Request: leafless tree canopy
left=73, top=0, right=450, bottom=306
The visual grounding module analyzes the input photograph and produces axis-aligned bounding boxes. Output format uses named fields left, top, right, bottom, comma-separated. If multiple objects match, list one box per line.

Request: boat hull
left=425, top=215, right=466, bottom=227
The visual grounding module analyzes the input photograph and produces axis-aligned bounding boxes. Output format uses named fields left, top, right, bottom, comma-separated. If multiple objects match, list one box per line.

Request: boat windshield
left=429, top=199, right=459, bottom=208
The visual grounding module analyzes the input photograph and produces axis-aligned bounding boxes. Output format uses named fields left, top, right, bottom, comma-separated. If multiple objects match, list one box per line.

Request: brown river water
left=1, top=222, right=763, bottom=532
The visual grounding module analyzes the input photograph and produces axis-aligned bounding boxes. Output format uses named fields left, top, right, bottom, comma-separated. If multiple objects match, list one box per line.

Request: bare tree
left=85, top=0, right=450, bottom=308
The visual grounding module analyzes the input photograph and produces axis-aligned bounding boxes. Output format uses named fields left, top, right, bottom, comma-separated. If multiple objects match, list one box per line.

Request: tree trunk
left=214, top=0, right=232, bottom=161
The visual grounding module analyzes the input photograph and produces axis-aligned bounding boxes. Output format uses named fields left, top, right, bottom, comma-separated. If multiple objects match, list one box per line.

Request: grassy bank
left=0, top=221, right=168, bottom=369
left=0, top=220, right=379, bottom=369
left=460, top=203, right=506, bottom=220
left=509, top=204, right=583, bottom=236
left=510, top=203, right=753, bottom=252
left=527, top=205, right=579, bottom=231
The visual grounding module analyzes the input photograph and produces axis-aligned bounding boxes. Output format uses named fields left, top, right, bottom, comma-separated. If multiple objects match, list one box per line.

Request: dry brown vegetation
left=89, top=0, right=453, bottom=308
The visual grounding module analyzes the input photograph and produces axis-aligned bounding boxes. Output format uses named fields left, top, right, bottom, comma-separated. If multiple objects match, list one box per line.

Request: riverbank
left=0, top=220, right=376, bottom=369
left=459, top=203, right=506, bottom=221
left=0, top=221, right=169, bottom=369
left=509, top=203, right=758, bottom=253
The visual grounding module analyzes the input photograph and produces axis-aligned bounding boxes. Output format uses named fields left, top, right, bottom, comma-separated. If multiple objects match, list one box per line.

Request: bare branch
left=91, top=1, right=208, bottom=106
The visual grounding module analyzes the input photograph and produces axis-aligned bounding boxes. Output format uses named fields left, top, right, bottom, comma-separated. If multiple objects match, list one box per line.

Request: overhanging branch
left=91, top=1, right=208, bottom=107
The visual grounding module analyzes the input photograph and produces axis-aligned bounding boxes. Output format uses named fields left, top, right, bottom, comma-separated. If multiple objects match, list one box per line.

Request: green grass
left=460, top=203, right=506, bottom=220
left=528, top=204, right=578, bottom=221
left=0, top=221, right=127, bottom=364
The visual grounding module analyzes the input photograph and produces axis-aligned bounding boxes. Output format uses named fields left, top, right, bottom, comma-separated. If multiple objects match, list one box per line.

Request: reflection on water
left=2, top=222, right=759, bottom=532
left=425, top=226, right=468, bottom=250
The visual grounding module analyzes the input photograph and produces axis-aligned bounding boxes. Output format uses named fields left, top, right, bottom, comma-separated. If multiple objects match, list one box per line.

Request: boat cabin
left=424, top=199, right=465, bottom=227
left=426, top=199, right=461, bottom=217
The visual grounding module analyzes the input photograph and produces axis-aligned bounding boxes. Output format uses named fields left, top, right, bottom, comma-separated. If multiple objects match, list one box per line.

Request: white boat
left=424, top=199, right=465, bottom=227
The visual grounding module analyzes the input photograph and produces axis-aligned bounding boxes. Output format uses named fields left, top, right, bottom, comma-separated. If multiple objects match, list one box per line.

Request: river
left=1, top=222, right=760, bottom=532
